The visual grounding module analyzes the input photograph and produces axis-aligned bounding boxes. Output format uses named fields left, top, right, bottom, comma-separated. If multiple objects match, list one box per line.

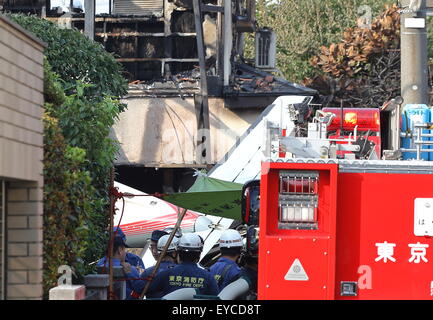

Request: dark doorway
left=114, top=166, right=197, bottom=194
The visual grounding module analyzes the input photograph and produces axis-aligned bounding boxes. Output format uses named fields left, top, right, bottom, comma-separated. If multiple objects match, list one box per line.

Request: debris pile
left=304, top=4, right=401, bottom=108
left=127, top=68, right=201, bottom=97
left=235, top=75, right=275, bottom=93
left=232, top=63, right=317, bottom=96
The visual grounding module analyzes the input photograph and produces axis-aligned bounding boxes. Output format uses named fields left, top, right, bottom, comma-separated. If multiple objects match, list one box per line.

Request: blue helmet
left=113, top=226, right=130, bottom=247
left=151, top=230, right=169, bottom=242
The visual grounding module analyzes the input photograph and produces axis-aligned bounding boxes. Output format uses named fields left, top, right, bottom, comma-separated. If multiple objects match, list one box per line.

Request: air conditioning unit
left=255, top=29, right=276, bottom=69
left=112, top=0, right=163, bottom=16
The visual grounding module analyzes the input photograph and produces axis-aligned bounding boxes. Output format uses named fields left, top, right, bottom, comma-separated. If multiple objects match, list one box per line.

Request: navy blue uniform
left=147, top=262, right=219, bottom=297
left=131, top=261, right=177, bottom=299
left=112, top=227, right=145, bottom=272
left=142, top=261, right=177, bottom=280
left=126, top=252, right=145, bottom=273
left=209, top=257, right=241, bottom=292
left=97, top=257, right=141, bottom=299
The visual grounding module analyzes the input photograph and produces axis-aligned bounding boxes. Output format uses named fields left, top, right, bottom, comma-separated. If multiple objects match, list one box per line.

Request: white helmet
left=157, top=234, right=179, bottom=253
left=219, top=229, right=243, bottom=249
left=177, top=233, right=204, bottom=252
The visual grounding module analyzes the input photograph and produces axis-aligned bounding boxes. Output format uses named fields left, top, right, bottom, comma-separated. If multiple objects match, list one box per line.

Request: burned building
left=1, top=0, right=317, bottom=193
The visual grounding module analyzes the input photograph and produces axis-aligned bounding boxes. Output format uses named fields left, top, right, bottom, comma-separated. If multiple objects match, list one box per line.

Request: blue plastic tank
left=401, top=104, right=431, bottom=160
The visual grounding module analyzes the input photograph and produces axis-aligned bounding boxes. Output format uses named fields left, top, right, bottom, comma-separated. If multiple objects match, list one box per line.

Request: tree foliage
left=247, top=0, right=393, bottom=82
left=9, top=14, right=127, bottom=104
left=310, top=4, right=400, bottom=77
left=304, top=4, right=401, bottom=108
left=51, top=82, right=121, bottom=188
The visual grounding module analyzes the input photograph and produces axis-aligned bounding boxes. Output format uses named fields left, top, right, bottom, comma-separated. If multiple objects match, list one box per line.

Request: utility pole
left=400, top=0, right=429, bottom=106
left=84, top=0, right=95, bottom=40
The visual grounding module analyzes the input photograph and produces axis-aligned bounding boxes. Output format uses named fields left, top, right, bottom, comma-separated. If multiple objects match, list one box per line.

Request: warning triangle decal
left=284, top=258, right=309, bottom=281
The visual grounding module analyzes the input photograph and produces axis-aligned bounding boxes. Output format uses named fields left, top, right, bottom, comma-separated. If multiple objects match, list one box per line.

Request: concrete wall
left=0, top=15, right=45, bottom=300
left=112, top=96, right=260, bottom=167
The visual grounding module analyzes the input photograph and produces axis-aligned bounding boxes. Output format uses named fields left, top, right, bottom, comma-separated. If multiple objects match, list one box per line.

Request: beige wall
left=0, top=15, right=45, bottom=300
left=112, top=96, right=260, bottom=167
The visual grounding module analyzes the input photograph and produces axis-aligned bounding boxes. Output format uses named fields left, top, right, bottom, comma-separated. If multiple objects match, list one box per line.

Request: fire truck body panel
left=259, top=161, right=338, bottom=300
left=336, top=164, right=433, bottom=300
left=258, top=159, right=433, bottom=300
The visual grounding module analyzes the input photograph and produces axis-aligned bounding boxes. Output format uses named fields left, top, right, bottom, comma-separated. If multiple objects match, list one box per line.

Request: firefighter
left=130, top=234, right=180, bottom=299
left=144, top=233, right=219, bottom=298
left=152, top=234, right=179, bottom=271
left=163, top=226, right=183, bottom=238
left=113, top=227, right=145, bottom=273
left=209, top=229, right=243, bottom=292
left=150, top=229, right=169, bottom=261
left=97, top=235, right=141, bottom=299
left=237, top=226, right=258, bottom=300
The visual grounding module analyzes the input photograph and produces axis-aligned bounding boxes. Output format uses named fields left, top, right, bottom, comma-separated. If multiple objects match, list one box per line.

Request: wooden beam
left=95, top=32, right=196, bottom=37
left=202, top=4, right=224, bottom=13
left=193, top=0, right=211, bottom=165
left=116, top=58, right=199, bottom=62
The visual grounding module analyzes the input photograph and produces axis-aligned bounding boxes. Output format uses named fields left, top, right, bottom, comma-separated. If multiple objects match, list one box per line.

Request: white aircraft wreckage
left=113, top=181, right=234, bottom=268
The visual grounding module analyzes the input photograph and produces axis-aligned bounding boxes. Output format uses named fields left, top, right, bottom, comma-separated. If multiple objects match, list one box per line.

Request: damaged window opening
left=9, top=0, right=317, bottom=103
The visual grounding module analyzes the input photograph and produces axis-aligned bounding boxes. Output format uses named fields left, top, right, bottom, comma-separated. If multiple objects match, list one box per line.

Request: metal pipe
left=413, top=140, right=433, bottom=145
left=413, top=123, right=433, bottom=128
left=416, top=126, right=422, bottom=159
left=400, top=133, right=433, bottom=138
left=400, top=148, right=433, bottom=152
left=223, top=0, right=232, bottom=87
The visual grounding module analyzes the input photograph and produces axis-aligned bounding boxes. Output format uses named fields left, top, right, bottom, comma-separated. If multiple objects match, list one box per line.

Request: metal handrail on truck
left=399, top=122, right=433, bottom=160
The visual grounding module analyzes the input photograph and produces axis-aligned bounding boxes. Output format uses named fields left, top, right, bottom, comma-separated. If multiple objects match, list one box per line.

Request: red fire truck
left=241, top=100, right=433, bottom=300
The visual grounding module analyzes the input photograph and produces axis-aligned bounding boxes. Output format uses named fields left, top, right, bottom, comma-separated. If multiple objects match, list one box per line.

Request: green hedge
left=8, top=13, right=129, bottom=297
left=43, top=112, right=95, bottom=292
